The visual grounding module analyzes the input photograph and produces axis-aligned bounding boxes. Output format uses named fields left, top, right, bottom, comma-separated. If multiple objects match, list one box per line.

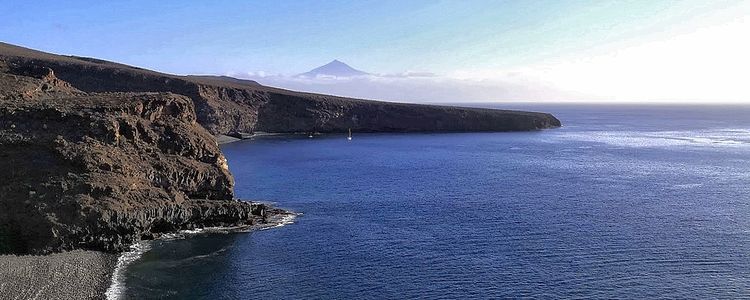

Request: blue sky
left=1, top=1, right=748, bottom=102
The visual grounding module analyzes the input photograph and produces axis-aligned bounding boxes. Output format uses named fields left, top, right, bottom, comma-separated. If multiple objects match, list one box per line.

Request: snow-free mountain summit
left=297, top=60, right=369, bottom=78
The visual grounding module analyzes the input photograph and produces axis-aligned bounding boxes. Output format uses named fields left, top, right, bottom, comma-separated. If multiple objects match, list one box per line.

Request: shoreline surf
left=104, top=211, right=299, bottom=300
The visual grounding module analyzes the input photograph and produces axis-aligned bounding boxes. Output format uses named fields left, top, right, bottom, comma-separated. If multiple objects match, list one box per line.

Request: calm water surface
left=122, top=104, right=750, bottom=299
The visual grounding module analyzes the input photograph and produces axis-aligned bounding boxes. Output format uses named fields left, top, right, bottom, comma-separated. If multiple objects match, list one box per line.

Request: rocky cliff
left=0, top=64, right=271, bottom=254
left=0, top=42, right=560, bottom=254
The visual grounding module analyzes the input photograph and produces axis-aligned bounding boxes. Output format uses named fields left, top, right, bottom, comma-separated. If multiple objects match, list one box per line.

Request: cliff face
left=0, top=43, right=560, bottom=254
left=254, top=93, right=559, bottom=133
left=0, top=65, right=266, bottom=254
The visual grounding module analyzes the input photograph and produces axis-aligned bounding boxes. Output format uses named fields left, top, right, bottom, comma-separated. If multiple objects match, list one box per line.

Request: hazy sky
left=1, top=1, right=748, bottom=103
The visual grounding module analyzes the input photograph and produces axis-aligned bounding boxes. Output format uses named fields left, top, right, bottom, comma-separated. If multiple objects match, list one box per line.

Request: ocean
left=117, top=104, right=750, bottom=299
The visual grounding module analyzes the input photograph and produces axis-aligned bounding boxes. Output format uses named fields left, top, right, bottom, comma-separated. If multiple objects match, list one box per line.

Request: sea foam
left=105, top=242, right=151, bottom=300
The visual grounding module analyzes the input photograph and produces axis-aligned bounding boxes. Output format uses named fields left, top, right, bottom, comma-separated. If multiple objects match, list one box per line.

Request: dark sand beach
left=0, top=210, right=297, bottom=299
left=0, top=250, right=117, bottom=299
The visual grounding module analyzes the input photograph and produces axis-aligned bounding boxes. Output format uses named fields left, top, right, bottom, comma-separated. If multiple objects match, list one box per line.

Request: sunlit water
left=121, top=104, right=750, bottom=299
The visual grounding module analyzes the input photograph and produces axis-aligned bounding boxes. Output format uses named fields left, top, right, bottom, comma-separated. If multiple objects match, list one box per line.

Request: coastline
left=216, top=132, right=287, bottom=145
left=0, top=208, right=297, bottom=300
left=104, top=207, right=297, bottom=300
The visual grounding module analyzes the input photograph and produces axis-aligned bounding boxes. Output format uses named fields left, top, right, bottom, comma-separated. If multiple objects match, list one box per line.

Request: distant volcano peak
left=298, top=60, right=369, bottom=77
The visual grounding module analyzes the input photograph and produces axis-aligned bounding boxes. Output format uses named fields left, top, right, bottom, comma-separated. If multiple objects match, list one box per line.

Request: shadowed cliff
left=0, top=63, right=268, bottom=254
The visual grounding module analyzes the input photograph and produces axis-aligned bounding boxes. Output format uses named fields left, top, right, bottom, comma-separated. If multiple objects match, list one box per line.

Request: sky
left=1, top=0, right=748, bottom=103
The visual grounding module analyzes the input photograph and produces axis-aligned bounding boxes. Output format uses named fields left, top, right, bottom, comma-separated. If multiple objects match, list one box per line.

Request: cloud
left=225, top=69, right=578, bottom=103
left=378, top=71, right=438, bottom=78
left=230, top=71, right=272, bottom=78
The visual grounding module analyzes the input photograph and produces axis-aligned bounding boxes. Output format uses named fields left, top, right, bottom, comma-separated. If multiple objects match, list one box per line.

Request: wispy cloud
left=378, top=71, right=438, bottom=78
left=225, top=69, right=578, bottom=103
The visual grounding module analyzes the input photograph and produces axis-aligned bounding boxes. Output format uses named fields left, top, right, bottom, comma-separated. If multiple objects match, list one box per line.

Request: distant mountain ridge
left=298, top=59, right=369, bottom=77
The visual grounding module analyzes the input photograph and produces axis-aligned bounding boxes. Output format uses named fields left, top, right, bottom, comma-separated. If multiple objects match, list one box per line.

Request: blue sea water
left=120, top=104, right=750, bottom=299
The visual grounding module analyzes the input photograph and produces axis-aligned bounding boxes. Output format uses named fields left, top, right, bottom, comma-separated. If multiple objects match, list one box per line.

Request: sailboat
left=347, top=128, right=352, bottom=141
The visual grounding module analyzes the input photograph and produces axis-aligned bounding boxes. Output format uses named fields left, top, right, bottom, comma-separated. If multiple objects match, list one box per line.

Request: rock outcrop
left=0, top=67, right=269, bottom=254
left=0, top=42, right=560, bottom=254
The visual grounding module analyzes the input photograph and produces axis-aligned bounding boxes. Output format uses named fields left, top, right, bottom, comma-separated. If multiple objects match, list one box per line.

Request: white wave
left=260, top=213, right=300, bottom=230
left=158, top=228, right=208, bottom=240
left=105, top=242, right=151, bottom=300
left=179, top=228, right=205, bottom=234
